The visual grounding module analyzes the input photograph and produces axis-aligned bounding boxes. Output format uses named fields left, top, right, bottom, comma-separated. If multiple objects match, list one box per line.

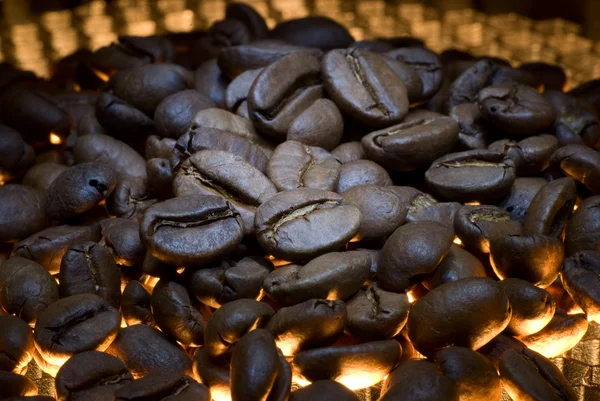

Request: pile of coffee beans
left=1, top=3, right=600, bottom=400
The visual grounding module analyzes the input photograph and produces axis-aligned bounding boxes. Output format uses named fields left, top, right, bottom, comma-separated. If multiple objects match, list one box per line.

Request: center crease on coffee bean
left=345, top=52, right=389, bottom=117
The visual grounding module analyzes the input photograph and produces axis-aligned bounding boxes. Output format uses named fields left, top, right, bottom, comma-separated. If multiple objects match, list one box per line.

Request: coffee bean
left=145, top=135, right=176, bottom=160
left=290, top=380, right=359, bottom=401
left=154, top=90, right=215, bottom=139
left=450, top=103, right=490, bottom=150
left=266, top=299, right=346, bottom=355
left=0, top=316, right=34, bottom=374
left=562, top=251, right=600, bottom=323
left=106, top=179, right=156, bottom=220
left=407, top=277, right=511, bottom=357
left=0, top=125, right=34, bottom=176
left=331, top=142, right=365, bottom=164
left=0, top=257, right=59, bottom=324
left=545, top=89, right=600, bottom=148
left=425, top=150, right=516, bottom=202
left=390, top=187, right=461, bottom=228
left=121, top=281, right=154, bottom=327
left=100, top=218, right=144, bottom=266
left=146, top=158, right=174, bottom=199
left=225, top=68, right=262, bottom=115
left=336, top=160, right=392, bottom=193
left=209, top=19, right=252, bottom=47
left=498, top=177, right=547, bottom=223
left=569, top=78, right=600, bottom=117
left=95, top=92, right=154, bottom=142
left=192, top=348, right=231, bottom=401
left=287, top=98, right=344, bottom=151
left=565, top=196, right=600, bottom=255
left=322, top=49, right=409, bottom=127
left=140, top=195, right=244, bottom=266
left=381, top=57, right=423, bottom=103
left=523, top=177, right=576, bottom=238
left=114, top=372, right=210, bottom=401
left=0, top=371, right=38, bottom=398
left=255, top=188, right=361, bottom=261
left=448, top=60, right=497, bottom=110
left=263, top=251, right=370, bottom=305
left=550, top=144, right=600, bottom=195
left=519, top=62, right=566, bottom=91
left=386, top=47, right=443, bottom=100
left=225, top=3, right=268, bottom=39
left=55, top=351, right=133, bottom=401
left=489, top=134, right=559, bottom=175
left=292, top=340, right=401, bottom=390
left=23, top=163, right=68, bottom=193
left=499, top=278, right=555, bottom=337
left=377, top=221, right=454, bottom=292
left=194, top=59, right=227, bottom=108
left=518, top=312, right=588, bottom=358
left=269, top=16, right=353, bottom=49
left=423, top=244, right=486, bottom=290
left=0, top=185, right=48, bottom=243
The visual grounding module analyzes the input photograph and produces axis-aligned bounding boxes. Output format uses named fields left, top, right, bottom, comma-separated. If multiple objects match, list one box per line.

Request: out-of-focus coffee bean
left=0, top=316, right=34, bottom=374
left=0, top=185, right=48, bottom=243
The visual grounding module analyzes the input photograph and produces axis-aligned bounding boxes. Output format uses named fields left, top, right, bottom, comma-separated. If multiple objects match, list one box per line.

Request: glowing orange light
left=407, top=292, right=416, bottom=304
left=267, top=255, right=292, bottom=267
left=49, top=133, right=62, bottom=145
left=73, top=83, right=81, bottom=92
left=453, top=236, right=463, bottom=245
left=465, top=201, right=480, bottom=206
left=92, top=68, right=110, bottom=82
left=349, top=234, right=361, bottom=243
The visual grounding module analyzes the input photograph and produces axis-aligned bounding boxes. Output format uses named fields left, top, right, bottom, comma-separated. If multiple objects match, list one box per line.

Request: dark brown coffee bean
left=269, top=16, right=353, bottom=49
left=59, top=242, right=120, bottom=307
left=46, top=162, right=117, bottom=220
left=192, top=348, right=231, bottom=401
left=0, top=316, right=34, bottom=374
left=565, top=196, right=600, bottom=255
left=331, top=142, right=365, bottom=164
left=0, top=125, right=34, bottom=176
left=346, top=283, right=409, bottom=341
left=423, top=244, right=486, bottom=290
left=490, top=66, right=539, bottom=87
left=290, top=380, right=359, bottom=401
left=90, top=42, right=150, bottom=74
left=22, top=163, right=67, bottom=193
left=562, top=251, right=600, bottom=323
left=322, top=49, right=409, bottom=128
left=390, top=187, right=461, bottom=228
left=519, top=62, right=566, bottom=91
left=263, top=251, right=370, bottom=305
left=114, top=372, right=210, bottom=401
left=454, top=204, right=522, bottom=253
left=225, top=68, right=262, bottom=114
left=188, top=256, right=273, bottom=308
left=287, top=98, right=344, bottom=151
left=379, top=359, right=459, bottom=401
left=545, top=89, right=600, bottom=148
left=209, top=18, right=251, bottom=47
left=194, top=59, right=227, bottom=108
left=0, top=257, right=59, bottom=324
left=95, top=92, right=154, bottom=142
left=336, top=160, right=392, bottom=193
left=0, top=371, right=38, bottom=398
left=140, top=195, right=244, bottom=266
left=145, top=135, right=176, bottom=160
left=407, top=277, right=511, bottom=358
left=266, top=299, right=346, bottom=356
left=381, top=57, right=423, bottom=103
left=498, top=177, right=547, bottom=223
left=519, top=312, right=588, bottom=358
left=341, top=186, right=406, bottom=240
left=377, top=221, right=454, bottom=292
left=489, top=134, right=559, bottom=175
left=448, top=60, right=497, bottom=110
left=255, top=188, right=360, bottom=261
left=361, top=112, right=458, bottom=172
left=450, top=103, right=490, bottom=150
left=386, top=47, right=443, bottom=100
left=78, top=110, right=107, bottom=136
left=550, top=144, right=600, bottom=195
left=100, top=218, right=144, bottom=266
left=13, top=224, right=101, bottom=275
left=292, top=340, right=401, bottom=390
left=499, top=278, right=555, bottom=337
left=490, top=234, right=563, bottom=287
left=55, top=350, right=133, bottom=401
left=146, top=158, right=173, bottom=199
left=106, top=179, right=156, bottom=220
left=499, top=347, right=577, bottom=401
left=107, top=324, right=192, bottom=378
left=154, top=89, right=215, bottom=139
left=121, top=281, right=154, bottom=327
left=435, top=346, right=501, bottom=401
left=425, top=150, right=516, bottom=202
left=34, top=294, right=121, bottom=366
left=0, top=185, right=48, bottom=243
left=523, top=177, right=576, bottom=238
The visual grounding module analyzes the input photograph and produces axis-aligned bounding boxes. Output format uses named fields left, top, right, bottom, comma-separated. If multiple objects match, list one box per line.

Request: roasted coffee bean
left=267, top=141, right=340, bottom=192
left=386, top=47, right=443, bottom=100
left=423, top=244, right=486, bottom=290
left=490, top=234, right=564, bottom=287
left=13, top=224, right=101, bottom=275
left=490, top=66, right=539, bottom=87
left=22, top=163, right=68, bottom=193
left=78, top=110, right=107, bottom=136
left=322, top=49, right=409, bottom=128
left=341, top=186, right=406, bottom=240
left=192, top=348, right=231, bottom=401
left=173, top=150, right=277, bottom=235
left=331, top=142, right=365, bottom=163
left=46, top=162, right=117, bottom=220
left=112, top=64, right=194, bottom=115
left=380, top=58, right=423, bottom=103
left=435, top=346, right=501, bottom=401
left=34, top=294, right=121, bottom=366
left=379, top=359, right=459, bottom=401
left=0, top=185, right=48, bottom=243
left=55, top=351, right=133, bottom=401
left=0, top=316, right=34, bottom=374
left=519, top=62, right=566, bottom=91
left=106, top=179, right=156, bottom=220
left=545, top=89, right=600, bottom=148
left=225, top=2, right=268, bottom=39
left=292, top=340, right=401, bottom=390
left=390, top=187, right=461, bottom=228
left=523, top=177, right=576, bottom=238
left=290, top=380, right=359, bottom=401
left=519, top=312, right=588, bottom=358
left=145, top=135, right=176, bottom=160
left=361, top=112, right=458, bottom=172
left=247, top=53, right=323, bottom=139
left=489, top=134, right=559, bottom=175
left=209, top=18, right=252, bottom=47
left=188, top=256, right=273, bottom=308
left=269, top=16, right=353, bottom=49
left=121, top=281, right=154, bottom=327
left=499, top=347, right=577, bottom=401
left=59, top=242, right=120, bottom=307
left=218, top=40, right=323, bottom=81
left=74, top=133, right=147, bottom=181
left=562, top=251, right=600, bottom=323
left=154, top=90, right=215, bottom=139
left=95, top=92, right=154, bottom=142
left=100, top=218, right=144, bottom=266
left=448, top=60, right=497, bottom=110
left=151, top=277, right=204, bottom=346
left=450, top=103, right=490, bottom=150
left=146, top=158, right=174, bottom=199
left=204, top=298, right=275, bottom=357
left=0, top=125, right=34, bottom=176
left=336, top=160, right=392, bottom=193
left=225, top=68, right=262, bottom=115
left=569, top=78, right=600, bottom=116
left=408, top=277, right=511, bottom=357
left=230, top=329, right=281, bottom=401
left=194, top=59, right=227, bottom=108
left=114, top=372, right=210, bottom=401
left=0, top=257, right=59, bottom=324
left=90, top=41, right=150, bottom=75
left=0, top=371, right=38, bottom=398
left=263, top=251, right=370, bottom=305
left=350, top=40, right=395, bottom=53
left=287, top=98, right=344, bottom=151
left=345, top=283, right=409, bottom=341
left=266, top=299, right=346, bottom=356
left=255, top=188, right=360, bottom=261
left=107, top=324, right=192, bottom=378
left=140, top=195, right=244, bottom=266
left=565, top=196, right=600, bottom=255
left=454, top=204, right=522, bottom=254
left=425, top=150, right=516, bottom=202
left=377, top=221, right=453, bottom=292
left=550, top=144, right=600, bottom=195
left=499, top=278, right=555, bottom=337
left=498, top=177, right=547, bottom=223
